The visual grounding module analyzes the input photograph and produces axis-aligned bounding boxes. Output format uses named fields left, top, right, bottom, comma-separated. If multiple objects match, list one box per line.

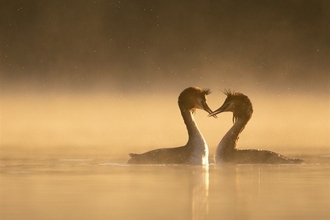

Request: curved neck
left=179, top=104, right=208, bottom=165
left=217, top=117, right=249, bottom=153
left=180, top=106, right=204, bottom=146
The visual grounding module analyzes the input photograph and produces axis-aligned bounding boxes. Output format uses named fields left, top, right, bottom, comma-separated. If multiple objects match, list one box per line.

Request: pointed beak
left=202, top=101, right=217, bottom=118
left=208, top=102, right=229, bottom=117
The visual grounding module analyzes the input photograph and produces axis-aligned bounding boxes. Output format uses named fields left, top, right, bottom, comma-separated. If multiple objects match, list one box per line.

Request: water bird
left=209, top=90, right=304, bottom=164
left=127, top=87, right=215, bottom=165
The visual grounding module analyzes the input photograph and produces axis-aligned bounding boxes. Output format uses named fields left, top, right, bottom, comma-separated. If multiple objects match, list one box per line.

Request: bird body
left=127, top=87, right=213, bottom=165
left=210, top=91, right=304, bottom=164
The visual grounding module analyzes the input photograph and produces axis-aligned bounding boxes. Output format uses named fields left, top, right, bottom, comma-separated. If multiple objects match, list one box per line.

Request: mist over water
left=1, top=89, right=329, bottom=161
left=0, top=0, right=329, bottom=158
left=1, top=2, right=330, bottom=220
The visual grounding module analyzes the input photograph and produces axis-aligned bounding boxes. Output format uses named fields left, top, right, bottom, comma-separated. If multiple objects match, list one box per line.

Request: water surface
left=1, top=152, right=329, bottom=220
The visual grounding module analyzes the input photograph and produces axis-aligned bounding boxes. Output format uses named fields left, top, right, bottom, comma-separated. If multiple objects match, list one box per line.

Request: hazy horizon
left=1, top=1, right=329, bottom=159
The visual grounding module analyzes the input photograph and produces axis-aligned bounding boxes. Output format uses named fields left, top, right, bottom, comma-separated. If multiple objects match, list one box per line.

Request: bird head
left=178, top=87, right=216, bottom=117
left=208, top=89, right=253, bottom=123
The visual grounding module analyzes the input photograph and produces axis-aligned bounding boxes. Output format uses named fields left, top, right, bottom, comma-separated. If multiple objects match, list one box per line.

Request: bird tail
left=129, top=153, right=139, bottom=158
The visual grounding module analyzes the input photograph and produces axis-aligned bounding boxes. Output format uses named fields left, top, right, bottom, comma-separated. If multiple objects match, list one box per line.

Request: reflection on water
left=191, top=166, right=209, bottom=220
left=1, top=153, right=330, bottom=220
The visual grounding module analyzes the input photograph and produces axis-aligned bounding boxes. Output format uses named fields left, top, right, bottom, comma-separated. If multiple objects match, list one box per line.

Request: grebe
left=209, top=90, right=304, bottom=164
left=127, top=87, right=215, bottom=165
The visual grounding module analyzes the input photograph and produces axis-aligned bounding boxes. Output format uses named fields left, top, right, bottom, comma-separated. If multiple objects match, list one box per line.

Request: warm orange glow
left=1, top=90, right=329, bottom=161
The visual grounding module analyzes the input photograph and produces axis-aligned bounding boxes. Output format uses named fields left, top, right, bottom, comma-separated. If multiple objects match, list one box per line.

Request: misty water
left=1, top=92, right=330, bottom=220
left=1, top=151, right=330, bottom=220
left=1, top=1, right=329, bottom=219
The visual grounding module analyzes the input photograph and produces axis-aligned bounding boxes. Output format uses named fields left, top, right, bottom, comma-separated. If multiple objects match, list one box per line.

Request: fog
left=1, top=0, right=329, bottom=159
left=1, top=90, right=329, bottom=160
left=1, top=1, right=329, bottom=90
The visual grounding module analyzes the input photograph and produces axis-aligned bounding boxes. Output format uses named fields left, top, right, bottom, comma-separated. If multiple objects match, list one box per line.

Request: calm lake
left=1, top=93, right=329, bottom=219
left=1, top=150, right=329, bottom=220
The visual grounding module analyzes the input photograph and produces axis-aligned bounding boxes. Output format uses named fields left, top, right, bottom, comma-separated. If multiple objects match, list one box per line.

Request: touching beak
left=202, top=101, right=217, bottom=118
left=208, top=102, right=229, bottom=117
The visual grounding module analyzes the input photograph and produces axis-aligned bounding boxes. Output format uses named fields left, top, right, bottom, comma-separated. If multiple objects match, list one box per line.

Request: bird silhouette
left=209, top=90, right=304, bottom=164
left=127, top=87, right=215, bottom=165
